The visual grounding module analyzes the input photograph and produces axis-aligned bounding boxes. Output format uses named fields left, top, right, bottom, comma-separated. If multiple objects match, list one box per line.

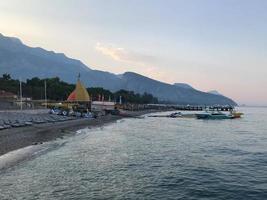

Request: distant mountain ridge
left=0, top=33, right=237, bottom=105
left=208, top=90, right=223, bottom=96
left=173, top=83, right=194, bottom=90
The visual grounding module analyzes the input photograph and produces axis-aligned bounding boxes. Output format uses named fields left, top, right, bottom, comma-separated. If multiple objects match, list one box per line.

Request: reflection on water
left=0, top=107, right=267, bottom=200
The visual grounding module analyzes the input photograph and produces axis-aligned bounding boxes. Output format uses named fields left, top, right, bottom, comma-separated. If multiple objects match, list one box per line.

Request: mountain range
left=208, top=90, right=223, bottom=96
left=0, top=33, right=237, bottom=105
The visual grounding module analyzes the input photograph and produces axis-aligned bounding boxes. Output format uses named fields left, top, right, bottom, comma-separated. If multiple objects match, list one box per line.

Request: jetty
left=147, top=104, right=234, bottom=111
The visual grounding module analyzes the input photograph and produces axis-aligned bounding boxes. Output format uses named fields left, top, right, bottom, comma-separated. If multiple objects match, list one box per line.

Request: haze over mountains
left=0, top=33, right=237, bottom=105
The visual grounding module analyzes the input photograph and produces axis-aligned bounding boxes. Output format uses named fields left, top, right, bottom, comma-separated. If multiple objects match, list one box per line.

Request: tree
left=2, top=73, right=11, bottom=81
left=0, top=74, right=159, bottom=103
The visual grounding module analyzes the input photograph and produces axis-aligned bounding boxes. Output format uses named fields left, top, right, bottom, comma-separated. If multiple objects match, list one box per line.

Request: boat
left=169, top=112, right=182, bottom=118
left=230, top=110, right=244, bottom=118
left=196, top=111, right=234, bottom=120
left=149, top=112, right=196, bottom=119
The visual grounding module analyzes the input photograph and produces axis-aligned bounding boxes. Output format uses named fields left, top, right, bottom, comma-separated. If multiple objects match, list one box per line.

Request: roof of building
left=92, top=101, right=115, bottom=106
left=67, top=80, right=90, bottom=102
left=0, top=90, right=17, bottom=98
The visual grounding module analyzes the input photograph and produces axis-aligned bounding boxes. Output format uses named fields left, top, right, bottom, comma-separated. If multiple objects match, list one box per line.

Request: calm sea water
left=0, top=107, right=267, bottom=200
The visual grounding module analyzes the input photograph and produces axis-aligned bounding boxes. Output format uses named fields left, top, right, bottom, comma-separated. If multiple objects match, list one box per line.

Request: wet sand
left=0, top=110, right=157, bottom=156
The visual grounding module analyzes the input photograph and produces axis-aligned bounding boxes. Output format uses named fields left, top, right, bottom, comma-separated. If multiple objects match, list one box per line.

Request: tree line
left=0, top=74, right=158, bottom=104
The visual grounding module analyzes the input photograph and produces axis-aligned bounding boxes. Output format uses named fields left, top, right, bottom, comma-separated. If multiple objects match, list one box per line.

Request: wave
left=0, top=141, right=67, bottom=171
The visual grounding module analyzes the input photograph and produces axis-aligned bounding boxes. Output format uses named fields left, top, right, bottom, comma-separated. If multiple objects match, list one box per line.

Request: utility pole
left=119, top=96, right=122, bottom=104
left=44, top=80, right=47, bottom=109
left=20, top=78, right=22, bottom=110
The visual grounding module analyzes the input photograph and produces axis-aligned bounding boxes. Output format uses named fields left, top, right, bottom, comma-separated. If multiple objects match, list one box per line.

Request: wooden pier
left=146, top=104, right=234, bottom=111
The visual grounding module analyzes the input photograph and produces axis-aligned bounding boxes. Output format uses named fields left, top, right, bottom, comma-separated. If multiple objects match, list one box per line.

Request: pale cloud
left=95, top=42, right=178, bottom=83
left=95, top=42, right=156, bottom=67
left=95, top=43, right=127, bottom=62
left=95, top=43, right=170, bottom=80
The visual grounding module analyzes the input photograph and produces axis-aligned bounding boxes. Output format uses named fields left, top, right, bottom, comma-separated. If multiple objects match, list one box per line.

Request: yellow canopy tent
left=67, top=78, right=90, bottom=102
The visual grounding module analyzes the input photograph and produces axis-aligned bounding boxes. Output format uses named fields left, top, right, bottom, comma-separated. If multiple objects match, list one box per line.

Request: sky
left=0, top=0, right=267, bottom=105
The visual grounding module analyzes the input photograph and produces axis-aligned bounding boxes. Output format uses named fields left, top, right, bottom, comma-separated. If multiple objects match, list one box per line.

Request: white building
left=91, top=101, right=115, bottom=112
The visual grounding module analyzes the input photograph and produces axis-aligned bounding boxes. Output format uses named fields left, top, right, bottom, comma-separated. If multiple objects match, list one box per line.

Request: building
left=91, top=101, right=115, bottom=112
left=67, top=79, right=90, bottom=102
left=0, top=90, right=19, bottom=110
left=0, top=90, right=17, bottom=101
left=66, top=76, right=116, bottom=114
left=64, top=76, right=91, bottom=112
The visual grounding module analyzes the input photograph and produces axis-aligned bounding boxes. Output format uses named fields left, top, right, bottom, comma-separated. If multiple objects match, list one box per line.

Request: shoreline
left=0, top=110, right=160, bottom=157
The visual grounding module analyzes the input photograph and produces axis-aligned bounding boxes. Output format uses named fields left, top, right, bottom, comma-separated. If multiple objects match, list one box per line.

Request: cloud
left=95, top=42, right=175, bottom=83
left=95, top=43, right=126, bottom=61
left=95, top=42, right=156, bottom=67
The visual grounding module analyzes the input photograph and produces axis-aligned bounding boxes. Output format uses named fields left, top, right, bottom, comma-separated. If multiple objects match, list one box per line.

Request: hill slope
left=0, top=33, right=237, bottom=105
left=119, top=72, right=236, bottom=105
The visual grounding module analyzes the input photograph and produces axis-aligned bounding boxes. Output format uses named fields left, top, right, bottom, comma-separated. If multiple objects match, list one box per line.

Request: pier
left=147, top=104, right=234, bottom=111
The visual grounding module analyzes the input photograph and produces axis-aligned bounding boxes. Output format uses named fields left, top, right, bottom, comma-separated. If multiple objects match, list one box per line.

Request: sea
left=0, top=107, right=267, bottom=200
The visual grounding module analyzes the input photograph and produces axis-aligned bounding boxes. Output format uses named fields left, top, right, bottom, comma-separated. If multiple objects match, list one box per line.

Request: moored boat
left=196, top=111, right=234, bottom=120
left=231, top=111, right=244, bottom=118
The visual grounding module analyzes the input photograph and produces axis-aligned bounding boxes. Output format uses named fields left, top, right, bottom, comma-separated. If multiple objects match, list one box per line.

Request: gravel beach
left=0, top=110, right=156, bottom=156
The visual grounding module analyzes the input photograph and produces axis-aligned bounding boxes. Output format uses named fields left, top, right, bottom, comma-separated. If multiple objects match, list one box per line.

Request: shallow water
left=0, top=107, right=267, bottom=200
